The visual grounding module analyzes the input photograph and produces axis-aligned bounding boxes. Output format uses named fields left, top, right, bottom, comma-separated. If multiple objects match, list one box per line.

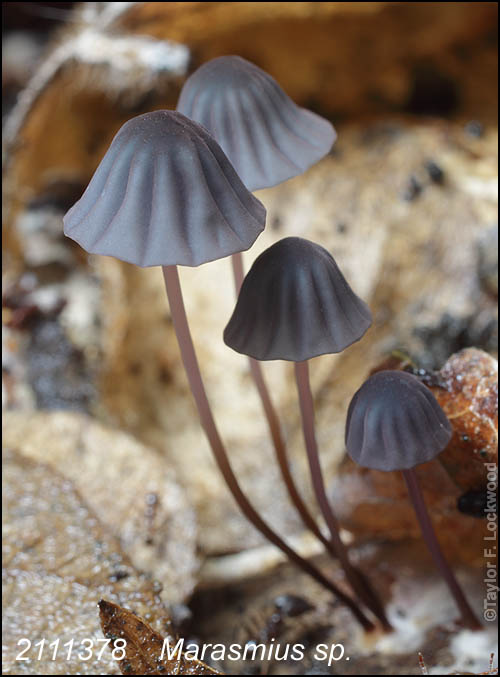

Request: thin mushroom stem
left=294, top=360, right=391, bottom=630
left=231, top=252, right=336, bottom=554
left=162, top=264, right=374, bottom=632
left=402, top=468, right=481, bottom=630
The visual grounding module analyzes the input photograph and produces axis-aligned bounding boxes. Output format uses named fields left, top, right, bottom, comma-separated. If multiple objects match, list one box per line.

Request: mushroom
left=177, top=55, right=336, bottom=192
left=64, top=111, right=373, bottom=631
left=345, top=369, right=481, bottom=630
left=178, top=55, right=338, bottom=564
left=224, top=236, right=390, bottom=629
left=63, top=110, right=264, bottom=267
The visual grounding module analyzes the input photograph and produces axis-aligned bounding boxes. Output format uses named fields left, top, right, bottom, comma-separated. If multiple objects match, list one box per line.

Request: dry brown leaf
left=2, top=448, right=172, bottom=675
left=99, top=600, right=221, bottom=675
left=435, top=348, right=498, bottom=490
left=2, top=411, right=199, bottom=605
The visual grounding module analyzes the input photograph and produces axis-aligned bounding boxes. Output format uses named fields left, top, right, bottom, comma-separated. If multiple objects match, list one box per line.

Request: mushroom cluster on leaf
left=345, top=370, right=481, bottom=630
left=225, top=236, right=390, bottom=630
left=59, top=47, right=486, bottom=640
left=64, top=109, right=375, bottom=631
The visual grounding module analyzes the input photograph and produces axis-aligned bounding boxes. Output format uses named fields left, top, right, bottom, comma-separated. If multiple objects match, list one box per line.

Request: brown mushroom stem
left=402, top=468, right=481, bottom=630
left=231, top=252, right=336, bottom=554
left=163, top=264, right=374, bottom=632
left=294, top=360, right=392, bottom=630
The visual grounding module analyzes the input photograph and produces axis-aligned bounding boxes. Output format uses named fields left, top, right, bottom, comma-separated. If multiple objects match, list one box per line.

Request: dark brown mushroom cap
left=223, top=237, right=372, bottom=362
left=176, top=55, right=336, bottom=191
left=63, top=110, right=266, bottom=267
left=345, top=370, right=452, bottom=471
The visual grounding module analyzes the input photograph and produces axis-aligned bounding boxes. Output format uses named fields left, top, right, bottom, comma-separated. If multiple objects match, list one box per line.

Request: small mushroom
left=178, top=56, right=337, bottom=574
left=345, top=369, right=481, bottom=630
left=64, top=111, right=264, bottom=267
left=177, top=55, right=336, bottom=192
left=224, top=237, right=371, bottom=362
left=64, top=111, right=368, bottom=630
left=224, top=237, right=389, bottom=630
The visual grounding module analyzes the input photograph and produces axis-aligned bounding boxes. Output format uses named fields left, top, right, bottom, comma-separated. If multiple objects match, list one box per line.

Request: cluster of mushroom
left=64, top=56, right=480, bottom=632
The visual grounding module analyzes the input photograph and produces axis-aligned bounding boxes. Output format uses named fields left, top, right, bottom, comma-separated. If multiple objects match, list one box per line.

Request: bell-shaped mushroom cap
left=223, top=237, right=372, bottom=362
left=345, top=370, right=452, bottom=472
left=177, top=55, right=336, bottom=191
left=63, top=110, right=266, bottom=267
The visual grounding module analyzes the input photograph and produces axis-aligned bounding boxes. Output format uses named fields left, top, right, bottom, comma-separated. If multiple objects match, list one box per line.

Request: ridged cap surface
left=345, top=370, right=453, bottom=471
left=63, top=110, right=266, bottom=267
left=177, top=55, right=336, bottom=191
left=224, top=237, right=372, bottom=361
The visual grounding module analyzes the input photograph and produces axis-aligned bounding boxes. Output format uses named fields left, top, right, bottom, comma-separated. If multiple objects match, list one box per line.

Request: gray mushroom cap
left=177, top=55, right=336, bottom=191
left=63, top=110, right=266, bottom=267
left=223, top=237, right=372, bottom=362
left=345, top=370, right=453, bottom=472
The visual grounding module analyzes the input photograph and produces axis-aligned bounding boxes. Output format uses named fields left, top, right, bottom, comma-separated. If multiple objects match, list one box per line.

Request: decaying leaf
left=435, top=348, right=498, bottom=490
left=99, top=600, right=221, bottom=675
left=2, top=411, right=199, bottom=605
left=2, top=448, right=172, bottom=675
